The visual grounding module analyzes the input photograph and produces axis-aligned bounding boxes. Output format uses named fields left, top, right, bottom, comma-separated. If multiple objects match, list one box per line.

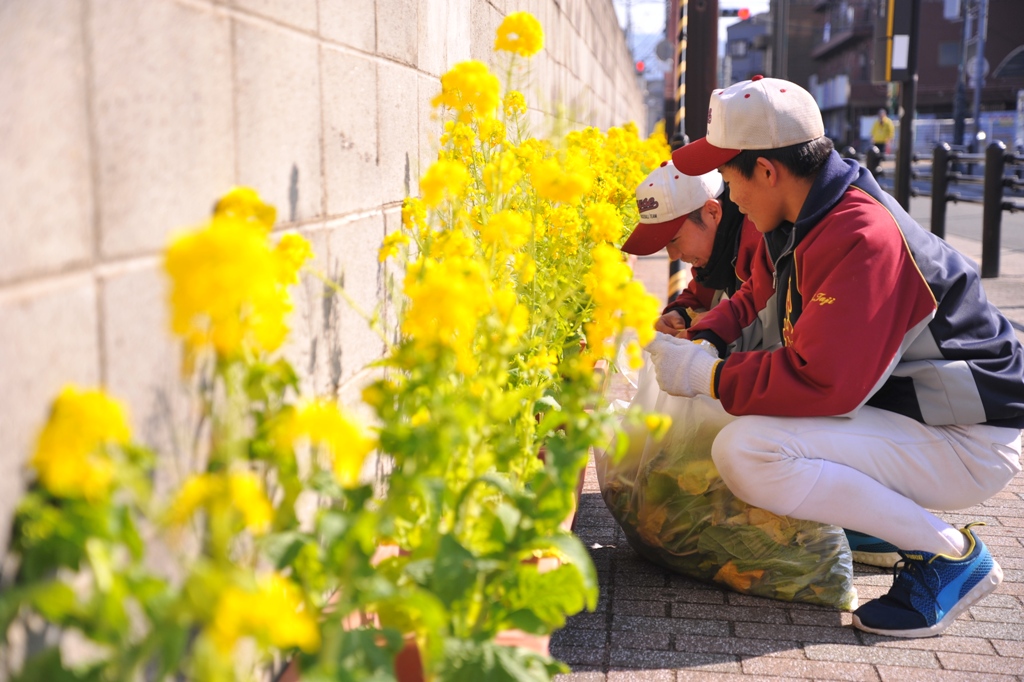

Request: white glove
left=645, top=332, right=722, bottom=398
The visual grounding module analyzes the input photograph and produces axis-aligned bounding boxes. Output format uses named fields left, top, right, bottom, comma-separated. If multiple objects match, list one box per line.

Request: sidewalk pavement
left=551, top=199, right=1024, bottom=681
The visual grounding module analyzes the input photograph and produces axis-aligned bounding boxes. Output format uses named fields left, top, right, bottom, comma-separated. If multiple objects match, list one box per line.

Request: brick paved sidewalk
left=552, top=453, right=1023, bottom=681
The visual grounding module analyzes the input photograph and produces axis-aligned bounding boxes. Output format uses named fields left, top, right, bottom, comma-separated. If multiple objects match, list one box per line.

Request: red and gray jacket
left=689, top=151, right=1024, bottom=428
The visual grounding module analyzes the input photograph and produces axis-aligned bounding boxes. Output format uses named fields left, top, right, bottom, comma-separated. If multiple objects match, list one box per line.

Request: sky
left=612, top=0, right=772, bottom=52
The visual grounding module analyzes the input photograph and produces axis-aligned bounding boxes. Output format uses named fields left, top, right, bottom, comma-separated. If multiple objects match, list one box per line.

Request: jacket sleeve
left=715, top=204, right=938, bottom=417
left=687, top=237, right=775, bottom=354
left=663, top=267, right=717, bottom=321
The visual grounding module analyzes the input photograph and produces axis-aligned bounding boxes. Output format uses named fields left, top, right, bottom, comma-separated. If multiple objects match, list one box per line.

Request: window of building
left=938, top=41, right=960, bottom=67
left=730, top=40, right=748, bottom=57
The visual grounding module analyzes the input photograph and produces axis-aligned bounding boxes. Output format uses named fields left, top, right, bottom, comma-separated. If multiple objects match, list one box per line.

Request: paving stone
left=612, top=599, right=669, bottom=617
left=802, top=642, right=938, bottom=668
left=609, top=630, right=672, bottom=651
left=740, top=656, right=881, bottom=681
left=876, top=666, right=1017, bottom=682
left=669, top=602, right=791, bottom=625
left=554, top=645, right=607, bottom=667
left=733, top=622, right=860, bottom=645
left=552, top=628, right=609, bottom=649
left=856, top=632, right=996, bottom=655
left=672, top=634, right=805, bottom=658
left=608, top=648, right=739, bottom=672
left=675, top=673, right=791, bottom=682
left=612, top=615, right=730, bottom=638
left=935, top=651, right=1024, bottom=676
left=606, top=670, right=676, bottom=682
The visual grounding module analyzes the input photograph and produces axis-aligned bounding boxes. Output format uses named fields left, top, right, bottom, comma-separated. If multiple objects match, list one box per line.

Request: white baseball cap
left=620, top=160, right=724, bottom=256
left=672, top=75, right=825, bottom=176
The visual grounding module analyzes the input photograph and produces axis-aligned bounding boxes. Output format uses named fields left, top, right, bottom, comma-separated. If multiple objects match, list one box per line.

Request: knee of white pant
left=711, top=417, right=823, bottom=516
left=711, top=419, right=772, bottom=510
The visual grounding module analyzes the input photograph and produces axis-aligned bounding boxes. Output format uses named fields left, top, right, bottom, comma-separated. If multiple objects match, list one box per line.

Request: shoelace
left=885, top=552, right=941, bottom=609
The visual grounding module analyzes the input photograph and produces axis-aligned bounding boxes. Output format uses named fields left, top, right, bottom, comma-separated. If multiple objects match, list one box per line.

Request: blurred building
left=724, top=12, right=771, bottom=85
left=768, top=0, right=1024, bottom=151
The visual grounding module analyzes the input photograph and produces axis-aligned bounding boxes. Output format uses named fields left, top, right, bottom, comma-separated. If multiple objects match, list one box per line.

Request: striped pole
left=667, top=0, right=688, bottom=304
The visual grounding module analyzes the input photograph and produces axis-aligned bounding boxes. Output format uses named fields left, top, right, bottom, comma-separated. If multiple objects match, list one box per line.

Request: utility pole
left=970, top=0, right=989, bottom=151
left=894, top=0, right=922, bottom=209
left=952, top=0, right=973, bottom=148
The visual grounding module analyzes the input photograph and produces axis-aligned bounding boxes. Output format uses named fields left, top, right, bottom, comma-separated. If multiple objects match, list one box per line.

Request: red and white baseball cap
left=671, top=75, right=824, bottom=176
left=620, top=160, right=724, bottom=256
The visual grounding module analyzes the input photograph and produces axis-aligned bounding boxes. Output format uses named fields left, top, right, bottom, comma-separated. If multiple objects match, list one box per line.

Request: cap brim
left=621, top=215, right=686, bottom=256
left=671, top=137, right=741, bottom=176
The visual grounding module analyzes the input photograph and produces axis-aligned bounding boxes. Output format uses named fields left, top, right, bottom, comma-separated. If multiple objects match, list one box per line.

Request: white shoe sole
left=852, top=562, right=1003, bottom=638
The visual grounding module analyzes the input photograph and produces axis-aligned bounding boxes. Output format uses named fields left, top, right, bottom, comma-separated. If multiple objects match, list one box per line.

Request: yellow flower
left=214, top=186, right=277, bottom=233
left=531, top=158, right=592, bottom=204
left=504, top=90, right=527, bottom=116
left=584, top=202, right=624, bottom=243
left=166, top=472, right=272, bottom=535
left=494, top=12, right=544, bottom=57
left=29, top=385, right=130, bottom=500
left=431, top=60, right=501, bottom=123
left=402, top=197, right=429, bottom=237
left=420, top=159, right=470, bottom=208
left=274, top=233, right=313, bottom=285
left=402, top=257, right=491, bottom=374
left=482, top=150, right=523, bottom=195
left=278, top=400, right=376, bottom=488
left=164, top=209, right=294, bottom=357
left=478, top=209, right=531, bottom=250
left=379, top=231, right=411, bottom=262
left=211, top=573, right=320, bottom=654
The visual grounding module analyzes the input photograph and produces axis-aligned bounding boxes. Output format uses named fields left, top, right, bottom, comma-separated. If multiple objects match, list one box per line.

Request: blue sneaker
left=852, top=523, right=1003, bottom=638
left=844, top=529, right=902, bottom=567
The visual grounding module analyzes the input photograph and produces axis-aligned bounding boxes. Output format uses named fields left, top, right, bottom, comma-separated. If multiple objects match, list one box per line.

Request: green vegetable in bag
left=597, top=365, right=857, bottom=610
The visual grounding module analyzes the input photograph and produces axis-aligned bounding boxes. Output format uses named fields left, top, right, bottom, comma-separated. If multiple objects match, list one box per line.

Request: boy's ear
left=704, top=198, right=722, bottom=224
left=755, top=157, right=780, bottom=186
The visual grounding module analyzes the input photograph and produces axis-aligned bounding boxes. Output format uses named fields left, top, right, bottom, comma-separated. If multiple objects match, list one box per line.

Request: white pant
left=710, top=405, right=1022, bottom=556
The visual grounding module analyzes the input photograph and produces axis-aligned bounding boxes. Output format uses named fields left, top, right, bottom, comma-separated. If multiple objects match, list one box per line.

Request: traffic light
left=635, top=60, right=645, bottom=74
left=720, top=8, right=751, bottom=19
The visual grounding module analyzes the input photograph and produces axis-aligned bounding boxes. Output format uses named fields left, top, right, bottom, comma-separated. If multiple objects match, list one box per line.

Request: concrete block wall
left=0, top=0, right=646, bottom=549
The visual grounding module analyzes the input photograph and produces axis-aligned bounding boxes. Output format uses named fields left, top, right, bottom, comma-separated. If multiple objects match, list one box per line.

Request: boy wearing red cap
left=647, top=75, right=1024, bottom=637
left=622, top=161, right=760, bottom=333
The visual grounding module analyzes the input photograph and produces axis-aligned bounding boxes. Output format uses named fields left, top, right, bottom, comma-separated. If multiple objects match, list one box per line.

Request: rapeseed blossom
left=275, top=400, right=376, bottom=488
left=402, top=256, right=492, bottom=374
left=29, top=385, right=130, bottom=500
left=164, top=194, right=312, bottom=358
left=420, top=159, right=470, bottom=208
left=432, top=60, right=501, bottom=123
left=494, top=12, right=544, bottom=57
left=530, top=157, right=593, bottom=204
left=211, top=573, right=320, bottom=654
left=167, top=471, right=273, bottom=534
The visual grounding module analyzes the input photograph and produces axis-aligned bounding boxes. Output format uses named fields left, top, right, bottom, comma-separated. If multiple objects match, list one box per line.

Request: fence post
left=981, top=140, right=1007, bottom=278
left=931, top=143, right=950, bottom=239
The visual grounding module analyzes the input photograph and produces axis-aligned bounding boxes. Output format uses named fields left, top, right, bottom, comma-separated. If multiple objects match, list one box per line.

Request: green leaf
left=431, top=534, right=478, bottom=604
left=532, top=532, right=598, bottom=611
left=30, top=581, right=79, bottom=623
left=505, top=564, right=587, bottom=631
left=438, top=638, right=566, bottom=682
left=259, top=531, right=309, bottom=569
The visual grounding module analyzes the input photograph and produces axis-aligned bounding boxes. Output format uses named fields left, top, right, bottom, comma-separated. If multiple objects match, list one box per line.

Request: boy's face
left=665, top=201, right=719, bottom=267
left=720, top=162, right=786, bottom=233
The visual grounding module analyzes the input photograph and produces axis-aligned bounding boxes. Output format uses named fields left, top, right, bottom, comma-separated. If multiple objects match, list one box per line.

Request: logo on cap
left=637, top=196, right=659, bottom=213
left=707, top=107, right=713, bottom=125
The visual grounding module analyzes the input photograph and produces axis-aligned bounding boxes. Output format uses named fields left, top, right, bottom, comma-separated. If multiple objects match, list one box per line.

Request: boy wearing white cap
left=647, top=75, right=1024, bottom=637
left=621, top=161, right=760, bottom=333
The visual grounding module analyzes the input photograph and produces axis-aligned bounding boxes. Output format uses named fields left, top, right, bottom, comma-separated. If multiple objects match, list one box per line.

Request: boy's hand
left=645, top=332, right=721, bottom=398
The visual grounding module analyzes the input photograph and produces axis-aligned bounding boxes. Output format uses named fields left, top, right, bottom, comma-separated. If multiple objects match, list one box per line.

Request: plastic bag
left=596, top=359, right=857, bottom=610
